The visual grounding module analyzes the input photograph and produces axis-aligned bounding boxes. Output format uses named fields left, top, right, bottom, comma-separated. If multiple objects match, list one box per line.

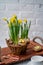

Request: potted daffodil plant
left=3, top=15, right=31, bottom=55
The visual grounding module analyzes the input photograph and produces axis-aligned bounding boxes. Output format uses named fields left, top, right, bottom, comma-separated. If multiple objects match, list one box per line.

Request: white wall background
left=0, top=0, right=43, bottom=47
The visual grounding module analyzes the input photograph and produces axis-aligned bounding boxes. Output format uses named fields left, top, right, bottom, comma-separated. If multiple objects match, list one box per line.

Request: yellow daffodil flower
left=18, top=19, right=22, bottom=24
left=3, top=18, right=7, bottom=21
left=10, top=17, right=16, bottom=23
left=24, top=18, right=27, bottom=23
left=12, top=14, right=17, bottom=19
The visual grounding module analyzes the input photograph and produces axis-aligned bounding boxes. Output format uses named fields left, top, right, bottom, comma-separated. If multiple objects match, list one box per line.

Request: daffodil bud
left=24, top=18, right=27, bottom=23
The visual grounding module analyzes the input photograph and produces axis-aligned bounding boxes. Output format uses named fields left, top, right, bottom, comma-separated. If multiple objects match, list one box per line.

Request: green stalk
left=26, top=21, right=31, bottom=38
left=6, top=20, right=9, bottom=24
left=21, top=25, right=24, bottom=39
left=9, top=22, right=15, bottom=43
left=13, top=19, right=20, bottom=44
left=28, top=21, right=31, bottom=33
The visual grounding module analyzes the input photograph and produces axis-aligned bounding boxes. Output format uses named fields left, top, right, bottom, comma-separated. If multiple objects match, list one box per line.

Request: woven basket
left=6, top=39, right=29, bottom=55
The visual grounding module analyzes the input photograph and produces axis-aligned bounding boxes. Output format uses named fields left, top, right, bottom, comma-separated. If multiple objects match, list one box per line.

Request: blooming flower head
left=10, top=17, right=16, bottom=23
left=13, top=14, right=17, bottom=19
left=24, top=18, right=27, bottom=23
left=18, top=19, right=22, bottom=24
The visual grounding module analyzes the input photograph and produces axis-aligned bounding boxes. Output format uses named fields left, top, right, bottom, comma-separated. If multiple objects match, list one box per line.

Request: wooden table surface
left=0, top=41, right=43, bottom=65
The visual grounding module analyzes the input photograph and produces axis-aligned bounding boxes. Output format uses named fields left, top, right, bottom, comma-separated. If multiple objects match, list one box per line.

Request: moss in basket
left=3, top=15, right=31, bottom=45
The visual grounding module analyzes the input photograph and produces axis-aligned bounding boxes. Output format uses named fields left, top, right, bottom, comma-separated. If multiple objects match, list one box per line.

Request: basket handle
left=33, top=36, right=43, bottom=44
